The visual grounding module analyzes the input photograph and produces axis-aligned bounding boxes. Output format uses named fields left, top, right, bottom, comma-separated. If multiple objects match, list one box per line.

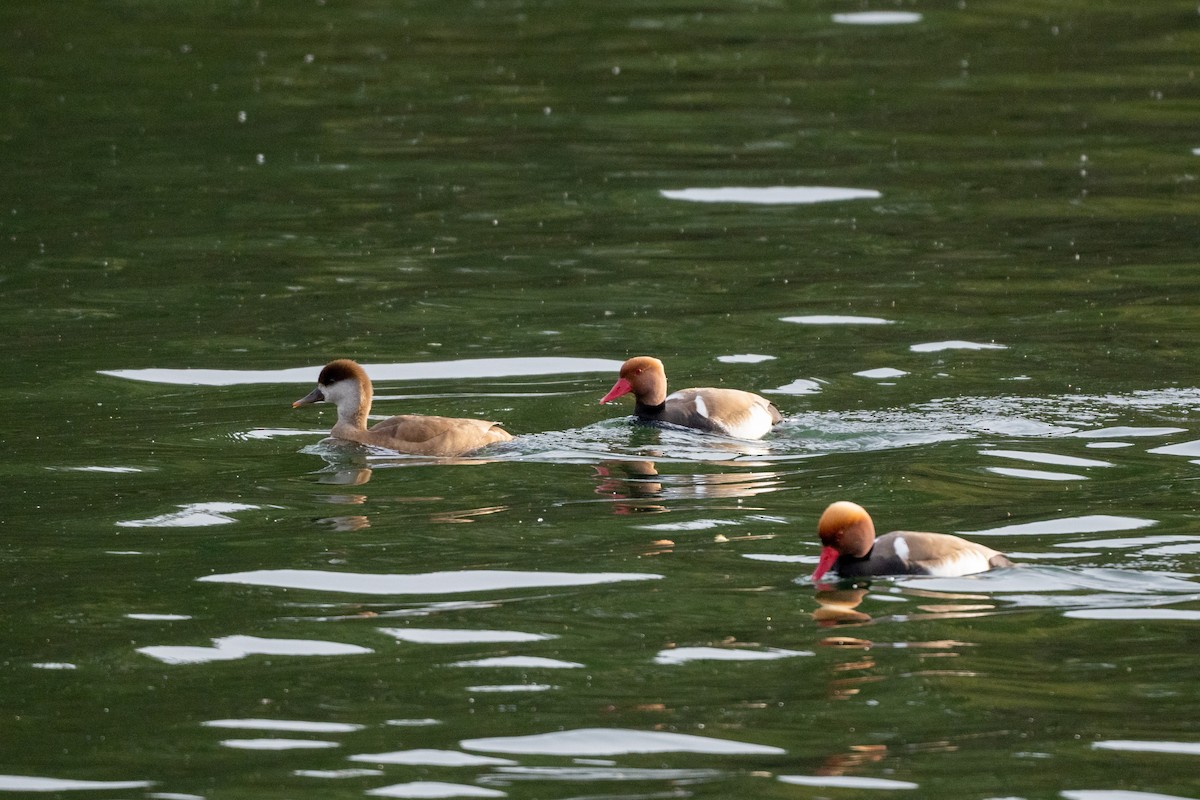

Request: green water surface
left=2, top=1, right=1199, bottom=798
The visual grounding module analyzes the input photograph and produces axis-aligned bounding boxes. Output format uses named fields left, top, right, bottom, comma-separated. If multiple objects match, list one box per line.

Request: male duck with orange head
left=599, top=356, right=782, bottom=440
left=812, top=501, right=1013, bottom=580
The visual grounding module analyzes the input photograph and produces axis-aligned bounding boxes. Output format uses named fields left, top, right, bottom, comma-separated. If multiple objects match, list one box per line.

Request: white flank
left=694, top=395, right=709, bottom=418
left=922, top=550, right=992, bottom=577
left=728, top=405, right=776, bottom=440
left=893, top=535, right=910, bottom=562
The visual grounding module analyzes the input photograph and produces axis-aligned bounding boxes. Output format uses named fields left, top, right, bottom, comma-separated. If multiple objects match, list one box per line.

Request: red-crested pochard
left=293, top=359, right=513, bottom=457
left=811, top=501, right=1013, bottom=581
left=599, top=356, right=782, bottom=440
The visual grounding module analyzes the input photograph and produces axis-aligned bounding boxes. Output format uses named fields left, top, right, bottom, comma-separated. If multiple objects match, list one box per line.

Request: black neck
left=634, top=400, right=666, bottom=418
left=840, top=543, right=876, bottom=564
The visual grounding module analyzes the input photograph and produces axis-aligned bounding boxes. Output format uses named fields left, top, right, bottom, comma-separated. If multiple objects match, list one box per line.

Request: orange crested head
left=817, top=501, right=876, bottom=555
left=600, top=356, right=667, bottom=405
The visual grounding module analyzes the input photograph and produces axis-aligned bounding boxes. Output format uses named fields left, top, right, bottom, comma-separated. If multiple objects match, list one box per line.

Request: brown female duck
left=293, top=359, right=512, bottom=456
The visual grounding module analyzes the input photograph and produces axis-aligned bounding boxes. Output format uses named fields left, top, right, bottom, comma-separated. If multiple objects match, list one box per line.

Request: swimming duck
left=599, top=356, right=782, bottom=440
left=293, top=359, right=513, bottom=456
left=811, top=501, right=1013, bottom=581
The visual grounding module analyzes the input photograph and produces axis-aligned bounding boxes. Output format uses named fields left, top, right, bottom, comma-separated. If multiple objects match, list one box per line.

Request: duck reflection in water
left=593, top=460, right=667, bottom=515
left=302, top=432, right=501, bottom=493
left=304, top=460, right=509, bottom=528
left=592, top=460, right=786, bottom=515
left=316, top=465, right=373, bottom=486
left=812, top=586, right=872, bottom=626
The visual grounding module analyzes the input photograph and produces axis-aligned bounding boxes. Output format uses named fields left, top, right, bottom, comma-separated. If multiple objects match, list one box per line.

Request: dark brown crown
left=317, top=359, right=365, bottom=386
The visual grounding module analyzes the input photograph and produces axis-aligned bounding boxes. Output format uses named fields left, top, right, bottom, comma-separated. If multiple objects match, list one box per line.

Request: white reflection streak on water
left=117, top=502, right=261, bottom=527
left=717, top=353, right=777, bottom=363
left=377, top=628, right=555, bottom=644
left=979, top=449, right=1113, bottom=468
left=295, top=768, right=385, bottom=779
left=198, top=569, right=662, bottom=594
left=138, top=635, right=373, bottom=665
left=1071, top=426, right=1187, bottom=438
left=481, top=765, right=725, bottom=782
left=856, top=367, right=909, bottom=379
left=220, top=738, right=340, bottom=750
left=660, top=186, right=881, bottom=204
left=910, top=340, right=1008, bottom=352
left=1148, top=440, right=1200, bottom=458
left=965, top=515, right=1157, bottom=537
left=780, top=314, right=893, bottom=325
left=1092, top=740, right=1200, bottom=755
left=779, top=774, right=919, bottom=789
left=100, top=356, right=623, bottom=386
left=831, top=11, right=923, bottom=24
left=365, top=782, right=506, bottom=798
left=52, top=465, right=145, bottom=473
left=203, top=719, right=365, bottom=733
left=986, top=466, right=1087, bottom=481
left=653, top=646, right=813, bottom=664
left=0, top=776, right=154, bottom=791
left=348, top=750, right=517, bottom=766
left=1064, top=608, right=1200, bottom=621
left=1056, top=535, right=1198, bottom=550
left=461, top=727, right=786, bottom=756
left=449, top=656, right=582, bottom=669
left=1061, top=791, right=1198, bottom=800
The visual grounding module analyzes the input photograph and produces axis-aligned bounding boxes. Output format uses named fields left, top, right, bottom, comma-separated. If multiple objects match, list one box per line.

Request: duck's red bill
left=599, top=378, right=633, bottom=404
left=811, top=546, right=840, bottom=582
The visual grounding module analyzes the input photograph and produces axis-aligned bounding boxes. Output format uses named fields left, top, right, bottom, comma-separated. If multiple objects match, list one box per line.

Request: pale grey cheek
left=323, top=381, right=351, bottom=404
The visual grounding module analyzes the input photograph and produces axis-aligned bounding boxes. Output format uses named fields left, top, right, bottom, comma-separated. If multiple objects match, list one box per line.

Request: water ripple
left=0, top=776, right=153, bottom=792
left=138, top=635, right=372, bottom=665
left=349, top=750, right=516, bottom=767
left=461, top=728, right=785, bottom=756
left=366, top=781, right=505, bottom=798
left=101, top=357, right=621, bottom=386
left=661, top=186, right=881, bottom=205
left=779, top=775, right=919, bottom=789
left=198, top=569, right=661, bottom=595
